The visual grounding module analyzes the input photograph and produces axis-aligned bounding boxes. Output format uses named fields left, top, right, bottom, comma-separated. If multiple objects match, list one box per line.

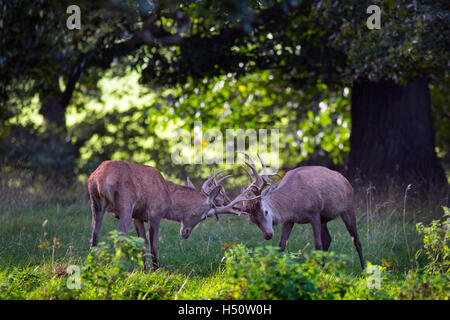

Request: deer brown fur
left=240, top=158, right=365, bottom=269
left=88, top=160, right=222, bottom=270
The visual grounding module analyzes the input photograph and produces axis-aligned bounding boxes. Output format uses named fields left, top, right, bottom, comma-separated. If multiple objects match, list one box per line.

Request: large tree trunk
left=36, top=70, right=82, bottom=178
left=348, top=79, right=447, bottom=193
left=39, top=95, right=67, bottom=130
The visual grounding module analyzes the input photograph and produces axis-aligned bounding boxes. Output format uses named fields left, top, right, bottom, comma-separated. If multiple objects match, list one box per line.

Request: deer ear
left=262, top=182, right=277, bottom=199
left=207, top=185, right=222, bottom=205
left=186, top=176, right=196, bottom=189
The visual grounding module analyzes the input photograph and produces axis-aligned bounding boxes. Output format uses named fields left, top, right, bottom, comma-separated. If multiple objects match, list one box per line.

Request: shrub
left=415, top=206, right=449, bottom=275
left=80, top=230, right=147, bottom=299
left=0, top=267, right=43, bottom=299
left=217, top=243, right=449, bottom=300
left=391, top=270, right=449, bottom=300
left=10, top=232, right=186, bottom=300
left=218, top=245, right=352, bottom=300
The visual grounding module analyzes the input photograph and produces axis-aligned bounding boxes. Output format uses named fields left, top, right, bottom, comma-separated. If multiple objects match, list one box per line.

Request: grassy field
left=0, top=176, right=448, bottom=299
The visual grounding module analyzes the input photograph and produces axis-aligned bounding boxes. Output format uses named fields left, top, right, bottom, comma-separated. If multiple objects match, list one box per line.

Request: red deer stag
left=88, top=160, right=242, bottom=270
left=236, top=153, right=365, bottom=269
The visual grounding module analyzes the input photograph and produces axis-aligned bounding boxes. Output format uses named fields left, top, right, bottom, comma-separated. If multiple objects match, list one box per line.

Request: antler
left=201, top=169, right=228, bottom=194
left=201, top=169, right=232, bottom=205
left=204, top=153, right=280, bottom=217
left=257, top=153, right=281, bottom=180
left=209, top=182, right=261, bottom=216
left=238, top=151, right=280, bottom=194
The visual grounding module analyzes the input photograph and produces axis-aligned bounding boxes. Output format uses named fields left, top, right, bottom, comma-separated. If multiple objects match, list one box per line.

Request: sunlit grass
left=0, top=173, right=446, bottom=299
left=0, top=194, right=425, bottom=275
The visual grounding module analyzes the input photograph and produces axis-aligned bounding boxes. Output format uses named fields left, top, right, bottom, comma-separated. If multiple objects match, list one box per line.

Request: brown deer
left=233, top=153, right=365, bottom=269
left=88, top=160, right=243, bottom=270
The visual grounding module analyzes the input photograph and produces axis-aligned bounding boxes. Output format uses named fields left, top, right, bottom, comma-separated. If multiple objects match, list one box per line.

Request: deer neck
left=164, top=181, right=205, bottom=222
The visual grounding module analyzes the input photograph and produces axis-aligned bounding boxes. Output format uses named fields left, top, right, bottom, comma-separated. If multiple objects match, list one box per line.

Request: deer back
left=267, top=166, right=353, bottom=222
left=88, top=160, right=171, bottom=220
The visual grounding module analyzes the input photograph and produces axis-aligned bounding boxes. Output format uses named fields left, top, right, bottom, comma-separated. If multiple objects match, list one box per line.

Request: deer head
left=179, top=184, right=222, bottom=239
left=180, top=169, right=234, bottom=238
left=238, top=152, right=280, bottom=240
left=201, top=153, right=280, bottom=239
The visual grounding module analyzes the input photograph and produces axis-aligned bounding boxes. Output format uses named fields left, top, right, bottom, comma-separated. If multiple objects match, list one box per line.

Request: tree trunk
left=348, top=79, right=447, bottom=193
left=36, top=72, right=81, bottom=178
left=39, top=95, right=67, bottom=130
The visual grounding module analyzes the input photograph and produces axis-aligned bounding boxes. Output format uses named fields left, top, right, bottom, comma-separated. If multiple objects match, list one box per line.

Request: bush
left=80, top=230, right=147, bottom=299
left=0, top=267, right=43, bottom=300
left=216, top=243, right=449, bottom=300
left=415, top=206, right=449, bottom=274
left=25, top=231, right=185, bottom=300
left=0, top=214, right=448, bottom=300
left=218, top=245, right=352, bottom=300
left=391, top=270, right=449, bottom=300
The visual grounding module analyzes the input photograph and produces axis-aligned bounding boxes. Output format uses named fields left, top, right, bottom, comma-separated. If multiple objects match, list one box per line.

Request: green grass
left=0, top=181, right=448, bottom=299
left=0, top=201, right=423, bottom=273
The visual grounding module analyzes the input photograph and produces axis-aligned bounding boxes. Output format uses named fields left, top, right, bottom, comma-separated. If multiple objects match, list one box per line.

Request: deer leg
left=148, top=218, right=161, bottom=270
left=310, top=215, right=323, bottom=251
left=341, top=209, right=365, bottom=269
left=115, top=191, right=134, bottom=236
left=90, top=197, right=105, bottom=248
left=117, top=212, right=133, bottom=235
left=133, top=218, right=148, bottom=244
left=133, top=218, right=149, bottom=269
left=278, top=222, right=294, bottom=252
left=321, top=222, right=332, bottom=251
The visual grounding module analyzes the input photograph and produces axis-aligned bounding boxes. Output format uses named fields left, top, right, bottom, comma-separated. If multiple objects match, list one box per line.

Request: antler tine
left=210, top=182, right=260, bottom=216
left=256, top=152, right=282, bottom=182
left=240, top=164, right=254, bottom=184
left=241, top=159, right=264, bottom=187
left=215, top=174, right=233, bottom=204
left=257, top=152, right=267, bottom=172
left=238, top=151, right=255, bottom=165
left=210, top=169, right=230, bottom=183
left=238, top=151, right=281, bottom=196
left=201, top=169, right=230, bottom=194
left=216, top=174, right=232, bottom=185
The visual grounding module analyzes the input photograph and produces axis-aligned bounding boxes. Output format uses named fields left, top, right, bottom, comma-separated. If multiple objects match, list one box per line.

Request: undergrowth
left=0, top=209, right=448, bottom=300
left=0, top=174, right=448, bottom=300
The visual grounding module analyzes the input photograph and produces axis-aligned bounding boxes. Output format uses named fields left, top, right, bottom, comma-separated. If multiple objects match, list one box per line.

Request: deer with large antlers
left=88, top=160, right=252, bottom=270
left=235, top=152, right=365, bottom=269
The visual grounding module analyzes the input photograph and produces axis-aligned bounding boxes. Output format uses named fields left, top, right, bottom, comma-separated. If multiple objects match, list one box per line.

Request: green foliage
left=81, top=230, right=146, bottom=298
left=416, top=206, right=450, bottom=275
left=217, top=244, right=449, bottom=300
left=0, top=124, right=78, bottom=178
left=220, top=246, right=318, bottom=299
left=24, top=231, right=186, bottom=300
left=390, top=269, right=449, bottom=300
left=316, top=0, right=449, bottom=83
left=1, top=0, right=449, bottom=180
left=0, top=181, right=448, bottom=300
left=156, top=70, right=351, bottom=167
left=0, top=229, right=449, bottom=300
left=85, top=230, right=146, bottom=271
left=0, top=267, right=43, bottom=300
left=343, top=262, right=394, bottom=300
left=430, top=81, right=450, bottom=174
left=219, top=245, right=353, bottom=300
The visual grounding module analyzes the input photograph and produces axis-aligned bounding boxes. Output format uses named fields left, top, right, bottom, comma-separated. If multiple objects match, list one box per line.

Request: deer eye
left=264, top=210, right=268, bottom=216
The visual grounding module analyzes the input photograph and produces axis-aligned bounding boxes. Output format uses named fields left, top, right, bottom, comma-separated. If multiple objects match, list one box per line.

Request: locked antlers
left=207, top=153, right=280, bottom=217
left=238, top=151, right=280, bottom=195
left=200, top=169, right=233, bottom=205
left=209, top=181, right=261, bottom=215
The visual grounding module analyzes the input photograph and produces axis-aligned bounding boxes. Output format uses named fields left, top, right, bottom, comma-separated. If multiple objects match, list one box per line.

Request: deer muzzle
left=263, top=231, right=274, bottom=240
left=180, top=226, right=192, bottom=239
